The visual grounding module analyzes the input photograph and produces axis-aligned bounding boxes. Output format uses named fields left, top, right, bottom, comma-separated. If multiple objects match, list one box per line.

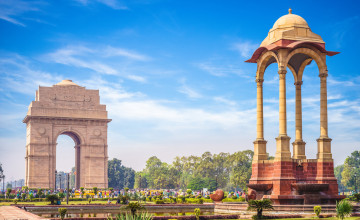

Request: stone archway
left=24, top=80, right=111, bottom=189
left=55, top=131, right=81, bottom=189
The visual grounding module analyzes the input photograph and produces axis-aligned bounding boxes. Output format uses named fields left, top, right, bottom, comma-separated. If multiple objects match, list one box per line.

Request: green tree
left=335, top=165, right=346, bottom=193
left=336, top=200, right=353, bottom=220
left=341, top=151, right=360, bottom=192
left=6, top=183, right=12, bottom=189
left=134, top=172, right=148, bottom=189
left=137, top=150, right=254, bottom=190
left=108, top=158, right=135, bottom=189
left=247, top=199, right=274, bottom=219
left=144, top=156, right=170, bottom=189
left=230, top=150, right=253, bottom=191
left=0, top=163, right=3, bottom=177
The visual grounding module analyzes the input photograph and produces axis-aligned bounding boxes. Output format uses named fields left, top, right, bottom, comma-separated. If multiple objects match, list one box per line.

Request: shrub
left=247, top=199, right=274, bottom=219
left=13, top=199, right=18, bottom=204
left=58, top=192, right=65, bottom=199
left=314, top=206, right=321, bottom=218
left=194, top=208, right=201, bottom=220
left=93, top=187, right=98, bottom=195
left=124, top=187, right=129, bottom=192
left=179, top=196, right=186, bottom=203
left=155, top=199, right=165, bottom=204
left=6, top=188, right=11, bottom=198
left=169, top=196, right=177, bottom=203
left=222, top=197, right=245, bottom=202
left=21, top=193, right=26, bottom=201
left=108, top=212, right=153, bottom=220
left=123, top=202, right=145, bottom=216
left=197, top=198, right=204, bottom=204
left=58, top=208, right=67, bottom=220
left=232, top=195, right=238, bottom=199
left=336, top=199, right=353, bottom=220
left=88, top=198, right=92, bottom=204
left=46, top=194, right=59, bottom=205
left=38, top=189, right=43, bottom=198
left=351, top=193, right=360, bottom=202
left=186, top=189, right=192, bottom=195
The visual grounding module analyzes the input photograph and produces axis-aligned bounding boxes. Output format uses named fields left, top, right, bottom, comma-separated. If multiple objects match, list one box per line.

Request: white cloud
left=196, top=62, right=249, bottom=78
left=178, top=84, right=202, bottom=99
left=104, top=46, right=150, bottom=61
left=45, top=45, right=150, bottom=77
left=213, top=97, right=237, bottom=106
left=127, top=75, right=147, bottom=83
left=74, top=0, right=128, bottom=10
left=0, top=54, right=63, bottom=94
left=232, top=41, right=258, bottom=58
left=0, top=0, right=40, bottom=26
left=328, top=77, right=355, bottom=87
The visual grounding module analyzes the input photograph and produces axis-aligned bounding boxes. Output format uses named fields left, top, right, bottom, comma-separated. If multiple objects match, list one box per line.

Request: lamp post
left=55, top=170, right=58, bottom=191
left=0, top=175, right=4, bottom=194
left=2, top=175, right=5, bottom=194
left=59, top=174, right=62, bottom=190
left=355, top=174, right=357, bottom=194
left=66, top=172, right=70, bottom=205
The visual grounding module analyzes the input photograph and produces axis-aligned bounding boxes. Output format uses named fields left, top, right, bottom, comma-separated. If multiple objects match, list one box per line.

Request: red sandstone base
left=247, top=160, right=345, bottom=205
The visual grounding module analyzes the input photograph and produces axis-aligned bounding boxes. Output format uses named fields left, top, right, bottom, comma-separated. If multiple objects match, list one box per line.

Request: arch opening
left=56, top=132, right=81, bottom=190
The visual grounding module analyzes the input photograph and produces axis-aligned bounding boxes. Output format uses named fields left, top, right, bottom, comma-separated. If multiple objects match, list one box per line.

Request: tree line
left=107, top=150, right=359, bottom=193
left=335, top=150, right=360, bottom=193
left=132, top=150, right=253, bottom=191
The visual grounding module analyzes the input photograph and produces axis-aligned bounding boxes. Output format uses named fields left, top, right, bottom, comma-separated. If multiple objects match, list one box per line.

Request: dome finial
left=289, top=8, right=292, bottom=14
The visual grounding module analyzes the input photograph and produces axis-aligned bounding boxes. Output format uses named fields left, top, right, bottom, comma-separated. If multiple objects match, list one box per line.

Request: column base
left=316, top=137, right=333, bottom=161
left=292, top=140, right=306, bottom=159
left=275, top=135, right=291, bottom=161
left=253, top=139, right=268, bottom=161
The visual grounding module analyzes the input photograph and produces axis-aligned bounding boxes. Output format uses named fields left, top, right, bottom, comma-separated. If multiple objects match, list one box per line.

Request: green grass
left=0, top=200, right=155, bottom=206
left=216, top=218, right=360, bottom=220
left=269, top=218, right=360, bottom=220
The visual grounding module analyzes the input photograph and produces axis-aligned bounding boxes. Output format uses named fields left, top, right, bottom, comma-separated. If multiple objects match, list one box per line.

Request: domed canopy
left=260, top=9, right=324, bottom=47
left=272, top=12, right=309, bottom=29
left=55, top=79, right=80, bottom=86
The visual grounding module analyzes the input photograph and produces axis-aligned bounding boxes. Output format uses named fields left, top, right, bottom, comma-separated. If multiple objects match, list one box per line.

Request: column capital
left=255, top=78, right=264, bottom=87
left=319, top=72, right=328, bottom=79
left=294, top=81, right=303, bottom=89
left=278, top=69, right=287, bottom=79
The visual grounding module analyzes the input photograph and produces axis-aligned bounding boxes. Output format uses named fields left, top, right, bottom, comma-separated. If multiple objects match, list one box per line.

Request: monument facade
left=24, top=80, right=111, bottom=189
left=246, top=9, right=344, bottom=204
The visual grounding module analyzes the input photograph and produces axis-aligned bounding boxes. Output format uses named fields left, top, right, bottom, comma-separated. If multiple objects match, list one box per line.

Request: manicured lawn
left=269, top=218, right=360, bottom=220
left=0, top=200, right=153, bottom=206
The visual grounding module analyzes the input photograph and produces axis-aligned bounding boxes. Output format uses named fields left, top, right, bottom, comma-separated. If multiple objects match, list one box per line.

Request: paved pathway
left=0, top=206, right=42, bottom=220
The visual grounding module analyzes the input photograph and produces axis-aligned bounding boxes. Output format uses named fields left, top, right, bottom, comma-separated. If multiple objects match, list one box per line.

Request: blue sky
left=0, top=0, right=359, bottom=181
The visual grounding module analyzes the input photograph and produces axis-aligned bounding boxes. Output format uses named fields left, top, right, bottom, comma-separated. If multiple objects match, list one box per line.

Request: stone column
left=317, top=72, right=332, bottom=161
left=253, top=78, right=267, bottom=161
left=292, top=81, right=306, bottom=159
left=75, top=145, right=81, bottom=189
left=275, top=69, right=291, bottom=161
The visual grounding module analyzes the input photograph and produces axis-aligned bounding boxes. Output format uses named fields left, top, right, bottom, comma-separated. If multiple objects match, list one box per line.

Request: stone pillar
left=317, top=72, right=332, bottom=161
left=253, top=78, right=267, bottom=161
left=292, top=81, right=306, bottom=159
left=75, top=145, right=81, bottom=189
left=275, top=69, right=291, bottom=161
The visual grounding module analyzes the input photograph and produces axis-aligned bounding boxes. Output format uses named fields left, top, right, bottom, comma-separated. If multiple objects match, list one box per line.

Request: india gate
left=24, top=80, right=111, bottom=189
left=246, top=9, right=344, bottom=204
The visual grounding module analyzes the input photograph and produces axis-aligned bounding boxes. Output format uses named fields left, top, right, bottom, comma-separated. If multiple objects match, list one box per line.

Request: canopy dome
left=260, top=9, right=324, bottom=47
left=55, top=79, right=80, bottom=86
left=272, top=13, right=309, bottom=29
